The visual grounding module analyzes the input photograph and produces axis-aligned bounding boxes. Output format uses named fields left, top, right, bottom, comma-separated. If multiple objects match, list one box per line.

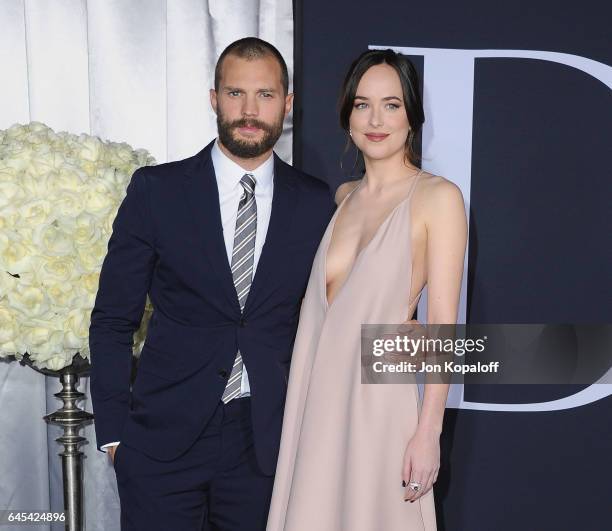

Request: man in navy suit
left=89, top=37, right=335, bottom=530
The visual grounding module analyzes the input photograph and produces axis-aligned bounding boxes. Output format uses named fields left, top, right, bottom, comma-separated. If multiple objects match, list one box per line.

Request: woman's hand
left=402, top=428, right=440, bottom=502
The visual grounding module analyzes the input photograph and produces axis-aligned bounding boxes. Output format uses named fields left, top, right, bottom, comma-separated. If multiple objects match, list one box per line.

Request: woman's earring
left=349, top=129, right=353, bottom=138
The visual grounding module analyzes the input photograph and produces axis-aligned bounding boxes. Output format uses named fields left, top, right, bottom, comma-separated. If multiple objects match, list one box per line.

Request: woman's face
left=349, top=63, right=410, bottom=163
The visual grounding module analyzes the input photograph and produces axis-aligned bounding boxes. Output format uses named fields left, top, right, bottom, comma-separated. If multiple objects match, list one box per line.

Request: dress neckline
left=324, top=169, right=424, bottom=310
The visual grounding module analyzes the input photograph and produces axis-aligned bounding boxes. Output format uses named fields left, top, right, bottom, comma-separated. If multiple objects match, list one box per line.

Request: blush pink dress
left=266, top=171, right=437, bottom=531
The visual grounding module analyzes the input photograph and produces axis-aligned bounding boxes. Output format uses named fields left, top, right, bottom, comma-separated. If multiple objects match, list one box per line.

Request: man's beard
left=217, top=110, right=284, bottom=159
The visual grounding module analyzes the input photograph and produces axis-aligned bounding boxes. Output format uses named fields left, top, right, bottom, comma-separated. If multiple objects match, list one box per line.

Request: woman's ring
left=408, top=481, right=421, bottom=492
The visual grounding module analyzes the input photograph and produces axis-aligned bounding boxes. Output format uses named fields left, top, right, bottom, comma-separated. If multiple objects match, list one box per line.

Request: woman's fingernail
left=402, top=480, right=406, bottom=487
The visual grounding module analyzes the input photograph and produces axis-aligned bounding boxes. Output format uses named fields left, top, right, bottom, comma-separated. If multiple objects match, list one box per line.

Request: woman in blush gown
left=266, top=49, right=467, bottom=531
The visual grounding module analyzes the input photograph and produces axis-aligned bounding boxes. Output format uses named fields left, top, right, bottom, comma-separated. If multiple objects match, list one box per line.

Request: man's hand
left=108, top=444, right=119, bottom=465
left=381, top=319, right=426, bottom=364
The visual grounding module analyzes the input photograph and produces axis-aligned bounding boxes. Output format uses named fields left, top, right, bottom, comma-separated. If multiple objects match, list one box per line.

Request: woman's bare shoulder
left=334, top=179, right=362, bottom=205
left=414, top=171, right=466, bottom=228
left=416, top=171, right=464, bottom=206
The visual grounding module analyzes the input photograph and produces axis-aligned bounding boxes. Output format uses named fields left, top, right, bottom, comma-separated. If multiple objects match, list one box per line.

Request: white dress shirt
left=101, top=140, right=274, bottom=452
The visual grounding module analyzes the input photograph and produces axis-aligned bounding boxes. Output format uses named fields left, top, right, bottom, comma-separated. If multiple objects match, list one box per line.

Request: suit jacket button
left=218, top=369, right=228, bottom=378
left=239, top=318, right=246, bottom=327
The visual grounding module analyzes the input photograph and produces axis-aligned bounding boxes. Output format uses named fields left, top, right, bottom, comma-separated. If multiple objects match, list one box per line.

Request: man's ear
left=284, top=92, right=294, bottom=117
left=210, top=88, right=218, bottom=114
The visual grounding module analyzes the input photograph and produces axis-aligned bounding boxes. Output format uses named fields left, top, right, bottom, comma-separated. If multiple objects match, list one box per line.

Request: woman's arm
left=403, top=178, right=467, bottom=502
left=420, top=178, right=467, bottom=434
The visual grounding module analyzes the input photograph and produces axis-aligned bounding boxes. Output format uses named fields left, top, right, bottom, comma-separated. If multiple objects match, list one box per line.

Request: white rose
left=51, top=151, right=67, bottom=169
left=79, top=272, right=100, bottom=294
left=33, top=142, right=51, bottom=155
left=102, top=206, right=119, bottom=234
left=24, top=133, right=45, bottom=146
left=23, top=327, right=67, bottom=368
left=0, top=233, right=32, bottom=274
left=38, top=256, right=78, bottom=284
left=76, top=239, right=108, bottom=271
left=31, top=224, right=74, bottom=257
left=0, top=268, right=17, bottom=298
left=135, top=149, right=155, bottom=167
left=17, top=198, right=53, bottom=227
left=7, top=285, right=49, bottom=318
left=44, top=352, right=75, bottom=371
left=97, top=167, right=119, bottom=186
left=110, top=143, right=135, bottom=165
left=6, top=269, right=36, bottom=287
left=83, top=181, right=116, bottom=213
left=20, top=171, right=53, bottom=197
left=0, top=307, right=19, bottom=352
left=78, top=136, right=102, bottom=162
left=0, top=164, right=17, bottom=182
left=0, top=206, right=19, bottom=231
left=52, top=190, right=85, bottom=218
left=46, top=281, right=80, bottom=308
left=71, top=213, right=103, bottom=247
left=25, top=152, right=54, bottom=178
left=0, top=181, right=24, bottom=209
left=63, top=309, right=90, bottom=349
left=79, top=291, right=96, bottom=309
left=5, top=123, right=27, bottom=140
left=4, top=143, right=35, bottom=173
left=28, top=122, right=49, bottom=134
left=53, top=167, right=86, bottom=193
left=22, top=325, right=53, bottom=347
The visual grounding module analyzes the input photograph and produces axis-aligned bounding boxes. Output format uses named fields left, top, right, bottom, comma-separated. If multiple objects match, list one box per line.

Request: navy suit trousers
left=114, top=398, right=274, bottom=531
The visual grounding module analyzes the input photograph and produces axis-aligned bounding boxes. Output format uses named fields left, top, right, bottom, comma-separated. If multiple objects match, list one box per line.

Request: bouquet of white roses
left=0, top=122, right=156, bottom=370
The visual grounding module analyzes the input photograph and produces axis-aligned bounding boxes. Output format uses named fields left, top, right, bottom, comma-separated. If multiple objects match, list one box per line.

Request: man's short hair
left=214, top=37, right=289, bottom=95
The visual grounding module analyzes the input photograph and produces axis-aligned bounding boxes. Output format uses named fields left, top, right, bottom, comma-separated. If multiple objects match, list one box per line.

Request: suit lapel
left=182, top=142, right=241, bottom=314
left=244, top=154, right=297, bottom=314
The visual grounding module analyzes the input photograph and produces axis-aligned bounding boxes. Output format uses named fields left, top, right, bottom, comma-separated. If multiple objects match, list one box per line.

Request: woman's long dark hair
left=339, top=49, right=425, bottom=171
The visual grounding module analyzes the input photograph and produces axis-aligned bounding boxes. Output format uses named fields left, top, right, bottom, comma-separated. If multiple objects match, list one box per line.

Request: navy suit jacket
left=89, top=141, right=335, bottom=475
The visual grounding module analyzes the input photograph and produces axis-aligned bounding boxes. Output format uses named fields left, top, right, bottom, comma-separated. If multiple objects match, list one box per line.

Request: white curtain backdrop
left=0, top=1, right=293, bottom=529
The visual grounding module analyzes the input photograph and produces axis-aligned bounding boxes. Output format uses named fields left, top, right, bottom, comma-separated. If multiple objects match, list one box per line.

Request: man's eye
left=260, top=92, right=273, bottom=98
left=228, top=91, right=241, bottom=97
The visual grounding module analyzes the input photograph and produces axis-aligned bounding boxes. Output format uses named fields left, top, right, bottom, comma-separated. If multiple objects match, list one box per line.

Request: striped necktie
left=221, top=173, right=257, bottom=403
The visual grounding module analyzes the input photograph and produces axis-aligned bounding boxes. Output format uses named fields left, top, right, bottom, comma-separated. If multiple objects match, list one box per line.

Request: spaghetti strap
left=339, top=179, right=364, bottom=206
left=406, top=168, right=424, bottom=202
